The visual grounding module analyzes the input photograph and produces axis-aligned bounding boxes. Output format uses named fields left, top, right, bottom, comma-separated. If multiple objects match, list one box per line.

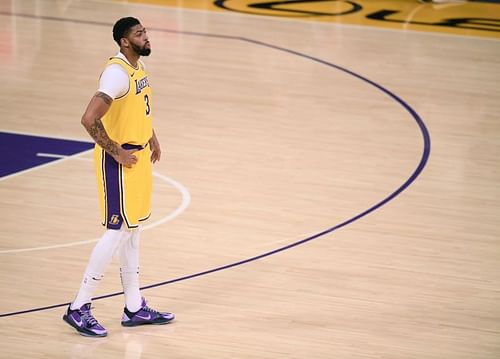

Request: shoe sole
left=62, top=314, right=107, bottom=338
left=121, top=318, right=175, bottom=327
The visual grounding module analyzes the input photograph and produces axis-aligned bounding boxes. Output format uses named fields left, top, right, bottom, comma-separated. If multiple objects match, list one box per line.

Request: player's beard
left=131, top=42, right=151, bottom=56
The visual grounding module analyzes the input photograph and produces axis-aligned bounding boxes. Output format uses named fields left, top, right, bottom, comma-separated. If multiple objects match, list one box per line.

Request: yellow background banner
left=117, top=0, right=500, bottom=38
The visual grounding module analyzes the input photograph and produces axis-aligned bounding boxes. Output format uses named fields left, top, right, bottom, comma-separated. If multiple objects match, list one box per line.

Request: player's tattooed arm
left=81, top=92, right=138, bottom=168
left=95, top=91, right=113, bottom=106
left=87, top=117, right=120, bottom=156
left=81, top=91, right=119, bottom=156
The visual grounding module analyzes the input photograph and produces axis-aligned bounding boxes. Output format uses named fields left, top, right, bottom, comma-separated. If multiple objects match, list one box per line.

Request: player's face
left=128, top=24, right=151, bottom=56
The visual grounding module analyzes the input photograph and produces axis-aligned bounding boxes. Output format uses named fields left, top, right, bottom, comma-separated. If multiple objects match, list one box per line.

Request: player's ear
left=120, top=37, right=129, bottom=48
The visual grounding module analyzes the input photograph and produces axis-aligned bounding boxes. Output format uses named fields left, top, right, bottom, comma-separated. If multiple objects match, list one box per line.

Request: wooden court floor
left=0, top=0, right=499, bottom=358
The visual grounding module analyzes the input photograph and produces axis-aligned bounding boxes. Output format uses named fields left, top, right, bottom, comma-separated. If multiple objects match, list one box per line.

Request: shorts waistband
left=121, top=143, right=148, bottom=151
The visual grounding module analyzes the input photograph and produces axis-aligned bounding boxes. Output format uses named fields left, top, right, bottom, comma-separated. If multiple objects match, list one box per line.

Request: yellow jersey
left=100, top=57, right=153, bottom=147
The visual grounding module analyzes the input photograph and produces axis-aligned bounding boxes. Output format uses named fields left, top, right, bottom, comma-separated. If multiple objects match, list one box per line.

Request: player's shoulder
left=107, top=56, right=130, bottom=68
left=102, top=62, right=129, bottom=78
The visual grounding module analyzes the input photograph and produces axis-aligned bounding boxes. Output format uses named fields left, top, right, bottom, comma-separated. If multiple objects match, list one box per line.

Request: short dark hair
left=113, top=17, right=141, bottom=46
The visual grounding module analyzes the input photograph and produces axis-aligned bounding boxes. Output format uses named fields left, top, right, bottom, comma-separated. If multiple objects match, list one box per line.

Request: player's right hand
left=113, top=148, right=138, bottom=168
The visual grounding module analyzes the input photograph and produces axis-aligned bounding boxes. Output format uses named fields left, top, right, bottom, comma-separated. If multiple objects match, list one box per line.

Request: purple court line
left=0, top=12, right=431, bottom=318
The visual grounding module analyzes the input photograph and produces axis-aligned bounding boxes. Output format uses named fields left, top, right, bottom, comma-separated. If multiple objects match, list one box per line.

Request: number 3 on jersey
left=144, top=94, right=151, bottom=116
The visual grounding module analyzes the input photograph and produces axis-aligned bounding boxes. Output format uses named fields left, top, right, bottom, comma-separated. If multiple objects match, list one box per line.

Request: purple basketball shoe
left=63, top=303, right=107, bottom=337
left=121, top=298, right=175, bottom=327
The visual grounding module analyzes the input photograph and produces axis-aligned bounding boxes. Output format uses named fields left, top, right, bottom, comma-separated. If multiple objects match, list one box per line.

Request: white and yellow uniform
left=94, top=52, right=153, bottom=229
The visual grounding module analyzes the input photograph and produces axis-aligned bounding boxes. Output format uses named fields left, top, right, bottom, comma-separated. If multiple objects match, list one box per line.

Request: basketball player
left=62, top=17, right=174, bottom=337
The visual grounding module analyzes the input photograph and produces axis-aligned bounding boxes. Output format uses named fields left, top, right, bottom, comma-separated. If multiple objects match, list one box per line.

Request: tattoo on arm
left=95, top=91, right=113, bottom=105
left=83, top=91, right=119, bottom=156
left=87, top=118, right=120, bottom=156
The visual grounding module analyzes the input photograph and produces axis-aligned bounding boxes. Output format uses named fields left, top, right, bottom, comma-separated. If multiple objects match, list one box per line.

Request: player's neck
left=120, top=49, right=140, bottom=68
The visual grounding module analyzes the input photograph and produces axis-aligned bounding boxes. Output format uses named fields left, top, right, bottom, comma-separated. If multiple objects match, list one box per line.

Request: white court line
left=0, top=154, right=191, bottom=254
left=36, top=152, right=70, bottom=159
left=0, top=149, right=93, bottom=182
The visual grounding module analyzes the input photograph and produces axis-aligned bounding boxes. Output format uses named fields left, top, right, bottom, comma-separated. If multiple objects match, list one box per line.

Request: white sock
left=71, top=228, right=127, bottom=310
left=119, top=228, right=142, bottom=312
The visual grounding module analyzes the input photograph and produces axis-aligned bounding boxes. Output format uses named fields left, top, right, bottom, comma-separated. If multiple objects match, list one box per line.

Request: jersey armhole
left=100, top=62, right=130, bottom=100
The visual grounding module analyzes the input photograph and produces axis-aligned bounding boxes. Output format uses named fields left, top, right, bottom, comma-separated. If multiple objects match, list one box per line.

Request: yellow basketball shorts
left=94, top=143, right=152, bottom=230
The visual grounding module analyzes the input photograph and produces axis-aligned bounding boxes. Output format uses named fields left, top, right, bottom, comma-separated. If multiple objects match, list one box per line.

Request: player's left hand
left=149, top=135, right=161, bottom=163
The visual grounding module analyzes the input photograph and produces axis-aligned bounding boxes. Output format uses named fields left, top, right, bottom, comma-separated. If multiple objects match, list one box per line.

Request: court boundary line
left=0, top=13, right=431, bottom=318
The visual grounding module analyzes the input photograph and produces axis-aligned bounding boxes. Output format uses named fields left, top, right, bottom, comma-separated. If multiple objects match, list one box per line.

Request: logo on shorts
left=110, top=215, right=120, bottom=225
